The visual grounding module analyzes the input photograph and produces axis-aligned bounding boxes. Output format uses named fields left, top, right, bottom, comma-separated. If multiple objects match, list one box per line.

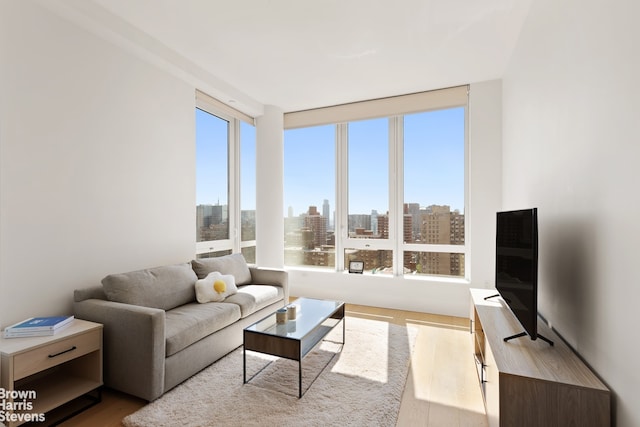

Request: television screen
left=495, top=208, right=538, bottom=341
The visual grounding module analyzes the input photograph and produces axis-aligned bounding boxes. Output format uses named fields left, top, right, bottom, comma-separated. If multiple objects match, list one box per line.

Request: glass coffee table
left=243, top=297, right=345, bottom=398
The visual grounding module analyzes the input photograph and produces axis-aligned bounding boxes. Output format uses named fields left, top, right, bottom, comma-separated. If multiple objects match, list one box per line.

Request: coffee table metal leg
left=243, top=347, right=246, bottom=384
left=299, top=359, right=302, bottom=398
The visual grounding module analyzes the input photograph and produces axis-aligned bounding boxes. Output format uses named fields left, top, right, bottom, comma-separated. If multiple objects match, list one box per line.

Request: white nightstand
left=0, top=319, right=103, bottom=427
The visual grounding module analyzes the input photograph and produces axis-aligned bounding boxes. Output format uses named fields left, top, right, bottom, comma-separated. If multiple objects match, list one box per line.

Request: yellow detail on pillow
left=213, top=280, right=226, bottom=294
left=195, top=271, right=238, bottom=303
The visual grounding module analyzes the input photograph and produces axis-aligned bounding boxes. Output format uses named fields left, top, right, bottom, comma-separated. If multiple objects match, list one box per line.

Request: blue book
left=3, top=327, right=70, bottom=338
left=5, top=315, right=74, bottom=332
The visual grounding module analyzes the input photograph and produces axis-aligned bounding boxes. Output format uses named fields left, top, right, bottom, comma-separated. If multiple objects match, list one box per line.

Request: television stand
left=503, top=331, right=554, bottom=346
left=470, top=288, right=609, bottom=427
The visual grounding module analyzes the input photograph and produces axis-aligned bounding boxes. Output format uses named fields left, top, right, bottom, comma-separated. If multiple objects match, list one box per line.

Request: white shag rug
left=123, top=317, right=417, bottom=427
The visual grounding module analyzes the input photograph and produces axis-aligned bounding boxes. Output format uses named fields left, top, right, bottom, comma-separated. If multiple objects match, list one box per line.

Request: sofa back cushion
left=191, top=253, right=252, bottom=285
left=102, top=263, right=197, bottom=310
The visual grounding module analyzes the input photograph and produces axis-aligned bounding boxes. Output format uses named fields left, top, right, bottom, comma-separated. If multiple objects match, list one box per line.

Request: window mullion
left=229, top=118, right=240, bottom=254
left=335, top=123, right=348, bottom=271
left=391, top=116, right=403, bottom=276
left=464, top=104, right=470, bottom=280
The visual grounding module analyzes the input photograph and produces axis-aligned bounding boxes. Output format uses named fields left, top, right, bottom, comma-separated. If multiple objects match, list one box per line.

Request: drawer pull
left=48, top=346, right=77, bottom=358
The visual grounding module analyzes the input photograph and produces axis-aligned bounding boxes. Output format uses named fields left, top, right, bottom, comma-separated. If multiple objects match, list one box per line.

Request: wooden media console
left=469, top=288, right=610, bottom=427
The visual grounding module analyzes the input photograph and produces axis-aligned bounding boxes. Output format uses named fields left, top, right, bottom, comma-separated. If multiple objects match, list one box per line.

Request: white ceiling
left=58, top=0, right=532, bottom=115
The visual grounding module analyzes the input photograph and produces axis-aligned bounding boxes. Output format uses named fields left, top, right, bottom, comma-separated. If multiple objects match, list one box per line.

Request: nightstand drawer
left=13, top=329, right=101, bottom=380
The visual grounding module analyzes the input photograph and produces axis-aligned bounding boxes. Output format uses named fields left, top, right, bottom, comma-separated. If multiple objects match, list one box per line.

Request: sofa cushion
left=191, top=254, right=252, bottom=285
left=195, top=272, right=238, bottom=303
left=224, top=285, right=282, bottom=318
left=102, top=263, right=197, bottom=311
left=164, top=302, right=241, bottom=357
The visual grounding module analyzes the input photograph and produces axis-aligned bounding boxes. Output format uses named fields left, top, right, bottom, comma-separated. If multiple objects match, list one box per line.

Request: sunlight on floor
left=397, top=320, right=488, bottom=427
left=329, top=316, right=392, bottom=383
left=346, top=309, right=395, bottom=321
left=333, top=304, right=488, bottom=426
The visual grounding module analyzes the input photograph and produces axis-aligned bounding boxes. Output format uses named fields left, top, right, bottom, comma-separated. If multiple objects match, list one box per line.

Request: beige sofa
left=73, top=254, right=288, bottom=401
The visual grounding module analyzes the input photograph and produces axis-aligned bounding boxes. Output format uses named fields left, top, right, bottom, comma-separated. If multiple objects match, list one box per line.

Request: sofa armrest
left=249, top=267, right=289, bottom=303
left=73, top=298, right=166, bottom=401
left=74, top=285, right=107, bottom=302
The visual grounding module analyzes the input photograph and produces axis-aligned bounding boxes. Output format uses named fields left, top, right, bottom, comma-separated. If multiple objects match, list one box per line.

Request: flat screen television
left=495, top=208, right=553, bottom=345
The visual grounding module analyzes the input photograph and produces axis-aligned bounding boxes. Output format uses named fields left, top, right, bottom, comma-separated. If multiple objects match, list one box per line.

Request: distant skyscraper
left=196, top=203, right=229, bottom=242
left=288, top=206, right=294, bottom=218
left=305, top=206, right=327, bottom=248
left=323, top=199, right=330, bottom=229
left=377, top=214, right=389, bottom=239
left=403, top=213, right=413, bottom=268
left=418, top=205, right=465, bottom=276
left=349, top=214, right=372, bottom=233
left=371, top=210, right=378, bottom=235
left=404, top=203, right=421, bottom=240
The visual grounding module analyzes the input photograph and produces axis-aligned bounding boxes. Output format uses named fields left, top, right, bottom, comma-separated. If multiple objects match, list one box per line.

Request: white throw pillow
left=195, top=272, right=238, bottom=303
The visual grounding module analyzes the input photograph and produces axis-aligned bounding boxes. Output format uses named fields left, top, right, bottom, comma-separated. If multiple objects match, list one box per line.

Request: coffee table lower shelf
left=243, top=298, right=345, bottom=398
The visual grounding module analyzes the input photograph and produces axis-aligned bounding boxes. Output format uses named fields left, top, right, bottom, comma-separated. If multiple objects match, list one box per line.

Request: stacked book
left=3, top=315, right=74, bottom=338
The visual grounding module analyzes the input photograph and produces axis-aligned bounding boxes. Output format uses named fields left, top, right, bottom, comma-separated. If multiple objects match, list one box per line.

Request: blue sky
left=196, top=109, right=256, bottom=209
left=284, top=124, right=335, bottom=216
left=283, top=108, right=465, bottom=216
left=196, top=109, right=228, bottom=206
left=196, top=107, right=465, bottom=216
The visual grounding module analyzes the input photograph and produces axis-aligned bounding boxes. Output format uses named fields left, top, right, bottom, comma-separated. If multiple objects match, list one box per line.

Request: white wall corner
left=468, top=79, right=503, bottom=289
left=255, top=105, right=285, bottom=268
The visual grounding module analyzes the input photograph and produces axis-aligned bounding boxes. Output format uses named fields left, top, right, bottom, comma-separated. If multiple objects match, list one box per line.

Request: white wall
left=289, top=80, right=503, bottom=318
left=502, top=0, right=640, bottom=425
left=3, top=0, right=635, bottom=423
left=0, top=1, right=504, bottom=331
left=0, top=2, right=503, bottom=327
left=256, top=106, right=284, bottom=268
left=0, top=1, right=196, bottom=327
left=468, top=80, right=502, bottom=290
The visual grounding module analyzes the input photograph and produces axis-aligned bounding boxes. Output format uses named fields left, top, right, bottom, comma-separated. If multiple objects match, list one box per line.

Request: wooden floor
left=49, top=304, right=487, bottom=427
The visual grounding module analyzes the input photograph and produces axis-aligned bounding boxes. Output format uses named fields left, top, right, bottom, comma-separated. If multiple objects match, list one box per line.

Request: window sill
left=285, top=265, right=470, bottom=285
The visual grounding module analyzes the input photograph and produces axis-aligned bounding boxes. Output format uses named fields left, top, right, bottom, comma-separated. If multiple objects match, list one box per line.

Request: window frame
left=285, top=86, right=469, bottom=279
left=195, top=91, right=256, bottom=258
left=283, top=124, right=337, bottom=269
left=238, top=120, right=257, bottom=258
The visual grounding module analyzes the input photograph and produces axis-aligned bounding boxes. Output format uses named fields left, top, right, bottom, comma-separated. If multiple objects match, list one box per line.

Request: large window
left=283, top=86, right=468, bottom=278
left=196, top=91, right=255, bottom=260
left=284, top=125, right=335, bottom=267
left=402, top=108, right=466, bottom=277
left=348, top=118, right=389, bottom=239
left=196, top=109, right=229, bottom=244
